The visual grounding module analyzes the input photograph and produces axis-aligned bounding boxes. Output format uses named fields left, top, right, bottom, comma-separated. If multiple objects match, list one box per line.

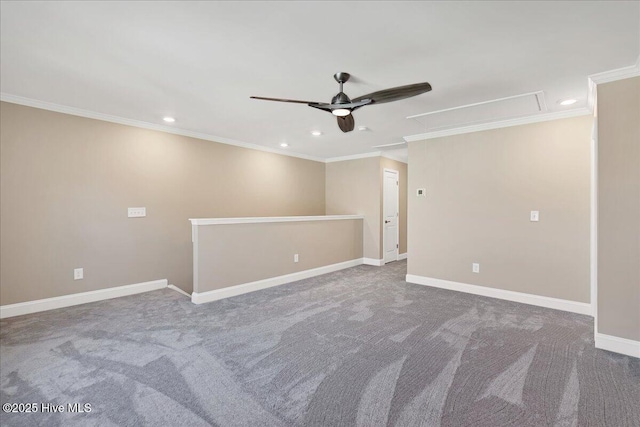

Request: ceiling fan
left=250, top=72, right=432, bottom=133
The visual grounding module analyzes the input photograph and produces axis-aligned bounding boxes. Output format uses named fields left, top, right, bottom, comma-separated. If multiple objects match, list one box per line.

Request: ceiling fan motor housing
left=331, top=91, right=351, bottom=105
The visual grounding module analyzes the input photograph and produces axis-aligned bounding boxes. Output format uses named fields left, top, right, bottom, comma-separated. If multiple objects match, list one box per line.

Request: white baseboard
left=168, top=284, right=191, bottom=297
left=405, top=274, right=592, bottom=316
left=0, top=279, right=167, bottom=319
left=595, top=333, right=640, bottom=358
left=398, top=253, right=408, bottom=261
left=192, top=258, right=363, bottom=304
left=363, top=258, right=384, bottom=266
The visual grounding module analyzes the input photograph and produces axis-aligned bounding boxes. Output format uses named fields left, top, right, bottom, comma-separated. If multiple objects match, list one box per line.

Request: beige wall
left=0, top=102, right=326, bottom=304
left=325, top=157, right=381, bottom=260
left=597, top=76, right=640, bottom=341
left=408, top=115, right=592, bottom=303
left=325, top=156, right=408, bottom=260
left=195, top=219, right=363, bottom=293
left=380, top=157, right=408, bottom=256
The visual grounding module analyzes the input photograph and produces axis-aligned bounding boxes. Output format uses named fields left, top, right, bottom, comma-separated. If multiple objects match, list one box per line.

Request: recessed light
left=163, top=117, right=176, bottom=123
left=280, top=143, right=289, bottom=147
left=310, top=130, right=322, bottom=136
left=358, top=126, right=369, bottom=131
left=559, top=99, right=577, bottom=106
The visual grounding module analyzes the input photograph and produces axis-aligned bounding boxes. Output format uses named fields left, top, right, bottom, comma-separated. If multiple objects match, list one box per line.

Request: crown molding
left=1, top=93, right=409, bottom=164
left=324, top=151, right=383, bottom=163
left=0, top=93, right=325, bottom=163
left=323, top=150, right=408, bottom=164
left=588, top=55, right=640, bottom=85
left=403, top=108, right=592, bottom=142
left=0, top=90, right=597, bottom=164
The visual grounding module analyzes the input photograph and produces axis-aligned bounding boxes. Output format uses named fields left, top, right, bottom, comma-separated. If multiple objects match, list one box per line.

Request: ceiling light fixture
left=251, top=71, right=432, bottom=133
left=310, top=130, right=322, bottom=136
left=163, top=117, right=176, bottom=123
left=559, top=99, right=577, bottom=106
left=358, top=126, right=369, bottom=131
left=332, top=108, right=351, bottom=117
left=280, top=143, right=289, bottom=147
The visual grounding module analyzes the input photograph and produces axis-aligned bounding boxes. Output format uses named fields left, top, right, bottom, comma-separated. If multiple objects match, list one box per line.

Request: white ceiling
left=1, top=1, right=639, bottom=161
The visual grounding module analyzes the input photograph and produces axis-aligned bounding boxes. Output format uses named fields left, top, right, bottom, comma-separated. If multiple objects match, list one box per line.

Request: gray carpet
left=1, top=261, right=639, bottom=426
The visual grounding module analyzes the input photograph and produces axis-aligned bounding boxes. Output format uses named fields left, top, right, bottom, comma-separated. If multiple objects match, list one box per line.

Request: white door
left=383, top=169, right=399, bottom=264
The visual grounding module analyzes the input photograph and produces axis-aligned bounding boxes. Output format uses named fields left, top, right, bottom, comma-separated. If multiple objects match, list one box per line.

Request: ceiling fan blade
left=352, top=82, right=432, bottom=104
left=250, top=96, right=324, bottom=104
left=337, top=114, right=355, bottom=133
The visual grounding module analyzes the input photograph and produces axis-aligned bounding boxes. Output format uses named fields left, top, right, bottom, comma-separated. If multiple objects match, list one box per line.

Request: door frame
left=383, top=168, right=400, bottom=264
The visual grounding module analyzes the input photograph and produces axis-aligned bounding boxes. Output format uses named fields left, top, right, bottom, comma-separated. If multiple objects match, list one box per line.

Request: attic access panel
left=408, top=91, right=547, bottom=131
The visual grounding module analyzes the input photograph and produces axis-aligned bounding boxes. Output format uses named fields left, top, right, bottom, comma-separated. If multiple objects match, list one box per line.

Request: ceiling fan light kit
left=251, top=72, right=432, bottom=133
left=332, top=108, right=351, bottom=117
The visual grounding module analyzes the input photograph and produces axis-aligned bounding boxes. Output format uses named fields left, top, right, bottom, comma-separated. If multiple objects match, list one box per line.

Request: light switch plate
left=128, top=207, right=146, bottom=218
left=416, top=188, right=426, bottom=197
left=530, top=210, right=539, bottom=222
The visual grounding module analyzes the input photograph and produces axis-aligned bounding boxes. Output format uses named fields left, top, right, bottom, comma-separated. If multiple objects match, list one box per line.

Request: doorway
left=383, top=168, right=399, bottom=264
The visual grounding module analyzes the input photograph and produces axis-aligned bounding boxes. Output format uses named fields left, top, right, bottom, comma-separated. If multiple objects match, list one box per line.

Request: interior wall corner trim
left=0, top=279, right=168, bottom=319
left=405, top=274, right=592, bottom=316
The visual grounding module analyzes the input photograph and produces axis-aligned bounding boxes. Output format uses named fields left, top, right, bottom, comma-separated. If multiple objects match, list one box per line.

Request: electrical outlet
left=74, top=268, right=83, bottom=280
left=472, top=263, right=480, bottom=273
left=416, top=188, right=426, bottom=197
left=530, top=210, right=539, bottom=222
left=294, top=254, right=299, bottom=263
left=128, top=207, right=146, bottom=218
